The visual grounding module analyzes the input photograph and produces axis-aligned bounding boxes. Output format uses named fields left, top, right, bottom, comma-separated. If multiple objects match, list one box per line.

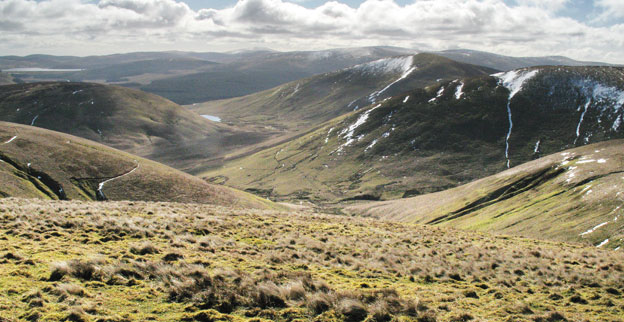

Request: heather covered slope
left=0, top=198, right=622, bottom=321
left=346, top=140, right=624, bottom=248
left=202, top=66, right=624, bottom=202
left=0, top=82, right=254, bottom=171
left=0, top=122, right=277, bottom=209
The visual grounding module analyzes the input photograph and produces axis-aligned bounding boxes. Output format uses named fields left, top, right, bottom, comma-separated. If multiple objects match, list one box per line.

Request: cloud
left=0, top=0, right=622, bottom=64
left=514, top=0, right=569, bottom=12
left=595, top=0, right=624, bottom=20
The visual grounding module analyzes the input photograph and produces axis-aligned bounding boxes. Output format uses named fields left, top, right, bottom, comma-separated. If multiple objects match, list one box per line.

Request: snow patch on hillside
left=352, top=56, right=414, bottom=76
left=613, top=115, right=622, bottom=131
left=455, top=81, right=464, bottom=99
left=597, top=239, right=609, bottom=248
left=97, top=162, right=140, bottom=200
left=3, top=136, right=17, bottom=144
left=354, top=56, right=415, bottom=103
left=336, top=104, right=381, bottom=153
left=492, top=69, right=540, bottom=99
left=580, top=221, right=609, bottom=236
left=575, top=99, right=592, bottom=145
left=492, top=69, right=540, bottom=168
left=429, top=86, right=445, bottom=103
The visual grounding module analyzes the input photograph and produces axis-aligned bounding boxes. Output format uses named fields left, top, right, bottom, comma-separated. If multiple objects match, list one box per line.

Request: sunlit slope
left=346, top=140, right=624, bottom=248
left=0, top=122, right=277, bottom=209
left=202, top=66, right=624, bottom=202
left=1, top=198, right=623, bottom=321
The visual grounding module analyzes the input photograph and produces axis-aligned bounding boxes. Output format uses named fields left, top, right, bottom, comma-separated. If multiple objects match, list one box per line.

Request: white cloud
left=514, top=0, right=569, bottom=12
left=595, top=0, right=624, bottom=20
left=0, top=0, right=622, bottom=64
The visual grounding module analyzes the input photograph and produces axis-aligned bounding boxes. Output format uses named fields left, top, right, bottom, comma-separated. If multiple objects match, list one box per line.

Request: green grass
left=346, top=139, right=624, bottom=247
left=1, top=197, right=623, bottom=321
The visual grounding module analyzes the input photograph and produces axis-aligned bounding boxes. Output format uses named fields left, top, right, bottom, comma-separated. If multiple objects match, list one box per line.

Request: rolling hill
left=201, top=65, right=624, bottom=202
left=435, top=49, right=615, bottom=71
left=346, top=139, right=624, bottom=248
left=0, top=121, right=277, bottom=209
left=0, top=82, right=264, bottom=171
left=190, top=54, right=495, bottom=161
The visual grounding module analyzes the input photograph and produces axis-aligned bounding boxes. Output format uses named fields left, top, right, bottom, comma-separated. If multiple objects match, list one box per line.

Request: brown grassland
left=0, top=198, right=623, bottom=321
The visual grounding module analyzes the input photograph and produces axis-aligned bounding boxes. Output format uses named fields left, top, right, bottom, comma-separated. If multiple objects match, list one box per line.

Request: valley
left=201, top=65, right=624, bottom=204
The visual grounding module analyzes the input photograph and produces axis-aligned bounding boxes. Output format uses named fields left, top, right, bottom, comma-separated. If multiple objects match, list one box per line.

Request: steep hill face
left=202, top=66, right=624, bottom=202
left=346, top=140, right=624, bottom=248
left=191, top=54, right=495, bottom=141
left=0, top=82, right=254, bottom=171
left=0, top=122, right=276, bottom=209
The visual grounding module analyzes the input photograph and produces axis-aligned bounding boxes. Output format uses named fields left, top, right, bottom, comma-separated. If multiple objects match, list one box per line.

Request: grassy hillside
left=0, top=122, right=277, bottom=209
left=346, top=140, right=624, bottom=247
left=201, top=66, right=624, bottom=202
left=191, top=53, right=495, bottom=132
left=0, top=82, right=263, bottom=171
left=1, top=198, right=622, bottom=321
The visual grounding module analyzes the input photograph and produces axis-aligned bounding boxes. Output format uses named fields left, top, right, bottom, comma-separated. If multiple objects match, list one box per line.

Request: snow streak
left=367, top=56, right=416, bottom=103
left=97, top=162, right=140, bottom=200
left=575, top=99, right=591, bottom=145
left=3, top=136, right=17, bottom=144
left=492, top=69, right=540, bottom=168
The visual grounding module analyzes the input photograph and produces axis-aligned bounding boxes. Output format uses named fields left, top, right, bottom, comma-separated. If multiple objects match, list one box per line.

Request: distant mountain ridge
left=2, top=47, right=617, bottom=104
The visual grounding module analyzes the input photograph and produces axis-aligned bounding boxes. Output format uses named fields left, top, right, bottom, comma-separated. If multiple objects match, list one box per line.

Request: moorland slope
left=0, top=122, right=276, bottom=209
left=0, top=198, right=622, bottom=321
left=346, top=140, right=624, bottom=248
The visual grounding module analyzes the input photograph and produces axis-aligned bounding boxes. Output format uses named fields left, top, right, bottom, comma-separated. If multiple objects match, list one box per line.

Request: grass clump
left=0, top=198, right=623, bottom=321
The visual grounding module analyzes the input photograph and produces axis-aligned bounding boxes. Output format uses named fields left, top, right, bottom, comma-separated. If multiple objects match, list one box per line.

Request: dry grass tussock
left=0, top=197, right=623, bottom=321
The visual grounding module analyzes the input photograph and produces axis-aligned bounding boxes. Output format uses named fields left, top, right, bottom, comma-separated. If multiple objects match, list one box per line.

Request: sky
left=1, top=0, right=623, bottom=64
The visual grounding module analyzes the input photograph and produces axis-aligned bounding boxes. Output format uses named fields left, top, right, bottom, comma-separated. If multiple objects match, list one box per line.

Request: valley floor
left=0, top=198, right=623, bottom=321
